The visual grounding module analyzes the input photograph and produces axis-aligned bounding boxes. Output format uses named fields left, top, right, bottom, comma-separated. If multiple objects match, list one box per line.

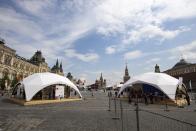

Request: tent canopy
left=117, top=83, right=123, bottom=88
left=118, top=72, right=183, bottom=100
left=113, top=83, right=123, bottom=89
left=106, top=85, right=113, bottom=88
left=19, top=72, right=82, bottom=101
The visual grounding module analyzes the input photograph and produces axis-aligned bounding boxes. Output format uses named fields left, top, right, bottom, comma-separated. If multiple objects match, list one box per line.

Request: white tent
left=113, top=83, right=123, bottom=90
left=106, top=85, right=113, bottom=88
left=118, top=72, right=183, bottom=100
left=19, top=72, right=82, bottom=101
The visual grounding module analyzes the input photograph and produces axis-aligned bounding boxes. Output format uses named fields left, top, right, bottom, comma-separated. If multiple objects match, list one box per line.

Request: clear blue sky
left=0, top=0, right=196, bottom=85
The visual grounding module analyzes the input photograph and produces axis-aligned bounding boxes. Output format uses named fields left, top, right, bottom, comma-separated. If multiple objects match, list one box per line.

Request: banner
left=55, top=85, right=64, bottom=99
left=178, top=77, right=183, bottom=89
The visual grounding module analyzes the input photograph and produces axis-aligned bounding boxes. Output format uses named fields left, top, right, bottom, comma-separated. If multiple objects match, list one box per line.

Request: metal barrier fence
left=0, top=91, right=195, bottom=131
left=108, top=95, right=196, bottom=131
left=140, top=109, right=196, bottom=131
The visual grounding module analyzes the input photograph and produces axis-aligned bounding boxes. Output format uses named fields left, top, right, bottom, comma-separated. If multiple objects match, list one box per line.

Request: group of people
left=128, top=92, right=164, bottom=105
left=107, top=89, right=191, bottom=106
left=107, top=91, right=118, bottom=98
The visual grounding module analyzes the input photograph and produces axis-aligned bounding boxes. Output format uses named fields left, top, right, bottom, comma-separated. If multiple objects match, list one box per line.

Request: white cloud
left=123, top=25, right=189, bottom=43
left=137, top=40, right=196, bottom=62
left=65, top=49, right=99, bottom=62
left=0, top=7, right=44, bottom=40
left=105, top=46, right=116, bottom=54
left=1, top=0, right=196, bottom=59
left=146, top=58, right=160, bottom=64
left=144, top=66, right=151, bottom=71
left=154, top=0, right=196, bottom=21
left=124, top=50, right=143, bottom=60
left=168, top=56, right=177, bottom=60
left=0, top=0, right=196, bottom=85
left=95, top=0, right=195, bottom=53
left=0, top=3, right=95, bottom=65
left=103, top=71, right=123, bottom=85
left=171, top=40, right=196, bottom=61
left=94, top=0, right=196, bottom=36
left=15, top=0, right=55, bottom=18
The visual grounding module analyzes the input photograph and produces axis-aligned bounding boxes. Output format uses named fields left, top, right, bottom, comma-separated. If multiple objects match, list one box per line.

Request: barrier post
left=108, top=93, right=111, bottom=111
left=136, top=95, right=140, bottom=131
left=164, top=96, right=169, bottom=111
left=112, top=97, right=120, bottom=120
left=120, top=99, right=124, bottom=131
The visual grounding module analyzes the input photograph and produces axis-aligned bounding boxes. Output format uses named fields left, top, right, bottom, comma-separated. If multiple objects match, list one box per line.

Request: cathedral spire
left=100, top=73, right=103, bottom=81
left=60, top=61, right=63, bottom=72
left=56, top=59, right=59, bottom=69
left=123, top=62, right=130, bottom=83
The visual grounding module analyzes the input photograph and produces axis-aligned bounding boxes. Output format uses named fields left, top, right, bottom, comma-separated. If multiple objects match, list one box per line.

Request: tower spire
left=60, top=61, right=63, bottom=72
left=123, top=62, right=130, bottom=83
left=125, top=62, right=129, bottom=76
left=56, top=59, right=59, bottom=68
left=100, top=73, right=103, bottom=81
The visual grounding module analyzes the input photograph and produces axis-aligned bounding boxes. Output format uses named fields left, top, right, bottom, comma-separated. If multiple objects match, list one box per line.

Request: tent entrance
left=128, top=83, right=169, bottom=104
left=32, top=84, right=71, bottom=100
left=142, top=84, right=165, bottom=97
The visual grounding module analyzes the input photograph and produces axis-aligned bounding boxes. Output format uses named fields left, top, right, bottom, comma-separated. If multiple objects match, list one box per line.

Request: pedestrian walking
left=149, top=93, right=153, bottom=104
left=144, top=93, right=148, bottom=105
left=115, top=91, right=118, bottom=97
left=186, top=94, right=190, bottom=105
left=128, top=94, right=132, bottom=104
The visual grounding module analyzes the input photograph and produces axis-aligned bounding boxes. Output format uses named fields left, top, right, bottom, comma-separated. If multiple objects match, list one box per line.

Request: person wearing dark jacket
left=143, top=93, right=148, bottom=105
left=149, top=93, right=153, bottom=104
left=186, top=94, right=190, bottom=105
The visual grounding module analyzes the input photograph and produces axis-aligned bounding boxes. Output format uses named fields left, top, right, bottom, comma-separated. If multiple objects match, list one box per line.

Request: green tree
left=0, top=79, right=2, bottom=90
left=11, top=76, right=18, bottom=89
left=66, top=72, right=73, bottom=81
left=0, top=74, right=10, bottom=90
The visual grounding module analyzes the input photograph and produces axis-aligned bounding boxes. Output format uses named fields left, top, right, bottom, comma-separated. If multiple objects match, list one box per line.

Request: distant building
left=123, top=64, right=130, bottom=83
left=87, top=73, right=106, bottom=90
left=51, top=59, right=64, bottom=76
left=156, top=58, right=196, bottom=92
left=66, top=72, right=73, bottom=81
left=98, top=73, right=106, bottom=89
left=0, top=39, right=64, bottom=90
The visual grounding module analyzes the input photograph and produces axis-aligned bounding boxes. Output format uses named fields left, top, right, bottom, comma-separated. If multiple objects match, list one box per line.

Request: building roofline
left=163, top=63, right=196, bottom=72
left=0, top=42, right=16, bottom=53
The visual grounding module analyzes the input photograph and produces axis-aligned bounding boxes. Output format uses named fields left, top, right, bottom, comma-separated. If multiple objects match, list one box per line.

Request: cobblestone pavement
left=0, top=91, right=196, bottom=131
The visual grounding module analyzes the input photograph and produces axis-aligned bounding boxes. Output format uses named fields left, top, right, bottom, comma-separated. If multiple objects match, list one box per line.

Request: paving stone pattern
left=0, top=91, right=196, bottom=131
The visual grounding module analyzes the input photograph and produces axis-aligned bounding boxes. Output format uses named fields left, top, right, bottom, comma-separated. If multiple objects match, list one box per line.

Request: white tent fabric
left=113, top=83, right=123, bottom=89
left=117, top=84, right=123, bottom=87
left=106, top=85, right=113, bottom=88
left=118, top=72, right=181, bottom=100
left=20, top=72, right=82, bottom=101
